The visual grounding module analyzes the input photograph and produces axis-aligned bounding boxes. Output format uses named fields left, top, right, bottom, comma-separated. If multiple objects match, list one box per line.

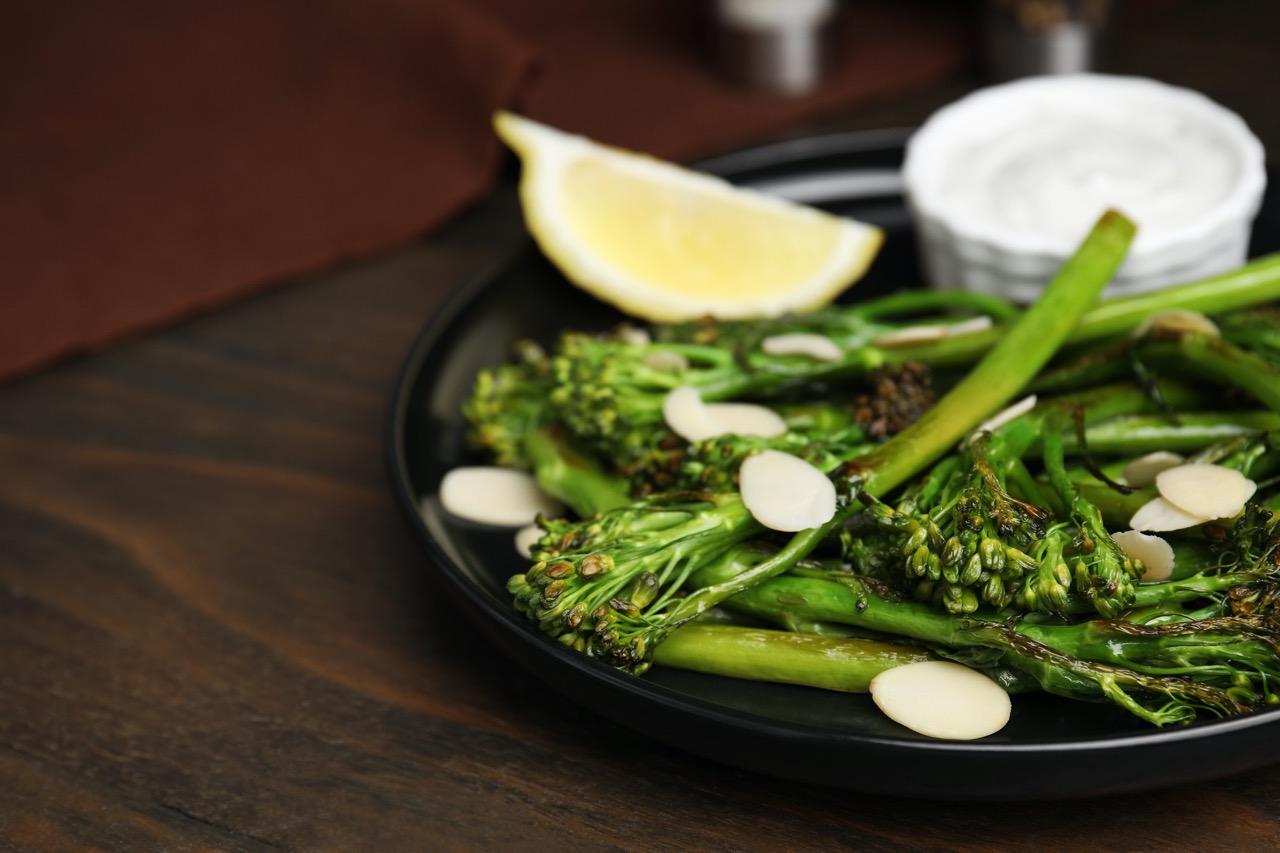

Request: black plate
left=388, top=129, right=1280, bottom=799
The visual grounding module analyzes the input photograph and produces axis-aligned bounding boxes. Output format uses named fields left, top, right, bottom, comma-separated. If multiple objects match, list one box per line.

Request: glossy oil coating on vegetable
left=458, top=212, right=1280, bottom=736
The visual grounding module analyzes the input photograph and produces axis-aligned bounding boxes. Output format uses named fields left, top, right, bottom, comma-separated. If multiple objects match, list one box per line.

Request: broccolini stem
left=1072, top=482, right=1152, bottom=529
left=1220, top=307, right=1280, bottom=356
left=883, top=252, right=1280, bottom=367
left=694, top=348, right=886, bottom=401
left=1080, top=254, right=1280, bottom=339
left=1064, top=412, right=1280, bottom=455
left=851, top=289, right=1020, bottom=322
left=1147, top=334, right=1280, bottom=412
left=651, top=623, right=930, bottom=692
left=1060, top=569, right=1255, bottom=614
left=1028, top=341, right=1132, bottom=393
left=721, top=573, right=1250, bottom=724
left=1006, top=458, right=1059, bottom=512
left=524, top=428, right=631, bottom=515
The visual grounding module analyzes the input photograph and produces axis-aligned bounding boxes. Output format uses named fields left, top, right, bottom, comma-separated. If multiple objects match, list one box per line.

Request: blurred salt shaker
left=715, top=0, right=836, bottom=94
left=983, top=0, right=1111, bottom=80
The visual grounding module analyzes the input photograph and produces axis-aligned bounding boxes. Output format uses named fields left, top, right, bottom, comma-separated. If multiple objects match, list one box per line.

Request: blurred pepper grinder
left=983, top=0, right=1111, bottom=80
left=714, top=0, right=837, bottom=94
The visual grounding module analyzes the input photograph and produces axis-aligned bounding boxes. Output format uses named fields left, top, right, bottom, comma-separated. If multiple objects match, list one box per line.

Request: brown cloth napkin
left=0, top=0, right=968, bottom=381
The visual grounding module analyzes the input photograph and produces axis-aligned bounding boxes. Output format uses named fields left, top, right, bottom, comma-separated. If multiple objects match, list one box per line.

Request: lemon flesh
left=496, top=112, right=883, bottom=321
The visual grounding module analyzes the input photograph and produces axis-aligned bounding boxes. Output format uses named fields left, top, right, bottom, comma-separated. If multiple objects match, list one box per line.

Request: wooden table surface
left=6, top=5, right=1280, bottom=850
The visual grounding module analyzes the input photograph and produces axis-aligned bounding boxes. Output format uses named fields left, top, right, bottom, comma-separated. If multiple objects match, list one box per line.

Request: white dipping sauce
left=927, top=85, right=1241, bottom=252
left=904, top=75, right=1267, bottom=301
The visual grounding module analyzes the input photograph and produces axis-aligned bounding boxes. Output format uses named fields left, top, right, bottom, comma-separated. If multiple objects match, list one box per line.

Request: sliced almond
left=643, top=350, right=689, bottom=371
left=663, top=386, right=719, bottom=443
left=663, top=386, right=786, bottom=443
left=616, top=324, right=651, bottom=346
left=738, top=450, right=836, bottom=532
left=969, top=395, right=1037, bottom=441
left=869, top=661, right=1011, bottom=740
left=1134, top=309, right=1220, bottom=340
left=1129, top=496, right=1210, bottom=533
left=873, top=324, right=948, bottom=348
left=514, top=524, right=545, bottom=559
left=704, top=403, right=788, bottom=439
left=946, top=315, right=994, bottom=336
left=1155, top=463, right=1257, bottom=520
left=1122, top=451, right=1186, bottom=488
left=440, top=467, right=562, bottom=527
left=1111, top=530, right=1174, bottom=582
left=761, top=333, right=843, bottom=362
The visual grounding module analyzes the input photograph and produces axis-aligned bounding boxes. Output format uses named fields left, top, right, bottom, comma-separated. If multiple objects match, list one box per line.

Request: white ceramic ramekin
left=903, top=75, right=1266, bottom=302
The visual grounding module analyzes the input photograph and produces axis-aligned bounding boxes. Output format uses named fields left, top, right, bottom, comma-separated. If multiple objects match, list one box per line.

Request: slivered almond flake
left=440, top=467, right=562, bottom=527
left=1122, top=451, right=1186, bottom=487
left=969, top=395, right=1037, bottom=440
left=663, top=386, right=719, bottom=442
left=515, top=524, right=545, bottom=559
left=946, top=315, right=994, bottom=336
left=738, top=450, right=836, bottom=532
left=643, top=350, right=689, bottom=371
left=704, top=403, right=788, bottom=439
left=872, top=324, right=948, bottom=347
left=662, top=387, right=786, bottom=443
left=615, top=324, right=652, bottom=346
left=1156, top=463, right=1257, bottom=520
left=1129, top=496, right=1210, bottom=533
left=1112, top=530, right=1175, bottom=582
left=870, top=661, right=1011, bottom=740
left=1134, top=309, right=1221, bottom=340
left=761, top=332, right=843, bottom=362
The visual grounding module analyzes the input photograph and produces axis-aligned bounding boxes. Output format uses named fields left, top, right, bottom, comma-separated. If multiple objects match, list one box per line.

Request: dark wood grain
left=6, top=4, right=1280, bottom=850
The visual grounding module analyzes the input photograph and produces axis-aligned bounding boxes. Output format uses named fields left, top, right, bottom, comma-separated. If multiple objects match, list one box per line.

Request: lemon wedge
left=495, top=112, right=884, bottom=321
